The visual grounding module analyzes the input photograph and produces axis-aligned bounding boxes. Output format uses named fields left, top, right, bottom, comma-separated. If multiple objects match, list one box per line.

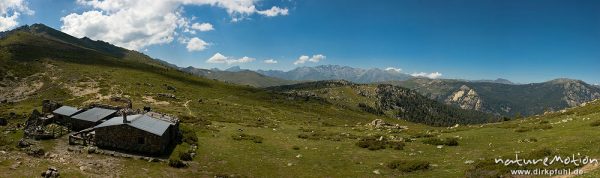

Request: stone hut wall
left=95, top=124, right=169, bottom=155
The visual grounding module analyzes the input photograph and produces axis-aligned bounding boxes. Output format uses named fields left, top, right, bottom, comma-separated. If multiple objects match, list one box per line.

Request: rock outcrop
left=445, top=85, right=483, bottom=111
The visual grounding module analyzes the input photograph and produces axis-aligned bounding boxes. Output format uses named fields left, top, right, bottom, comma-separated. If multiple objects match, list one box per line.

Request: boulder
left=41, top=167, right=60, bottom=178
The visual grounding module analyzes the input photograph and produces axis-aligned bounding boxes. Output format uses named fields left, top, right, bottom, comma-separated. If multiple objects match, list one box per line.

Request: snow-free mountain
left=257, top=65, right=413, bottom=83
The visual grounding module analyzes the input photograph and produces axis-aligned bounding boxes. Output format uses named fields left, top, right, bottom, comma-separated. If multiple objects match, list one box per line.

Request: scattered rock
left=464, top=160, right=475, bottom=164
left=296, top=154, right=302, bottom=158
left=10, top=161, right=21, bottom=170
left=365, top=119, right=408, bottom=130
left=79, top=166, right=88, bottom=171
left=41, top=167, right=60, bottom=178
left=373, top=169, right=381, bottom=175
left=437, top=145, right=444, bottom=149
left=25, top=146, right=46, bottom=157
left=85, top=146, right=97, bottom=154
left=157, top=93, right=176, bottom=99
left=166, top=85, right=176, bottom=91
left=17, top=138, right=32, bottom=148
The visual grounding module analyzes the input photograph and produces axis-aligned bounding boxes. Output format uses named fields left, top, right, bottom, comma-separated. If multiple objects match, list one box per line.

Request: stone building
left=93, top=113, right=179, bottom=155
left=52, top=106, right=82, bottom=125
left=70, top=107, right=117, bottom=131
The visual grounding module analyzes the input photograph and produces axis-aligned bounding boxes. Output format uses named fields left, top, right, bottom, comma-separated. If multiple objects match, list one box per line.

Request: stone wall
left=95, top=124, right=170, bottom=155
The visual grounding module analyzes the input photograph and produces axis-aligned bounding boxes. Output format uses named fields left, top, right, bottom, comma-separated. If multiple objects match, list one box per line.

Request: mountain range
left=180, top=66, right=297, bottom=87
left=257, top=65, right=413, bottom=83
left=383, top=78, right=600, bottom=117
left=267, top=80, right=498, bottom=126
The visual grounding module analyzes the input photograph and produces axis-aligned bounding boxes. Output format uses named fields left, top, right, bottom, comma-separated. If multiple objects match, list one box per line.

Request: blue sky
left=3, top=0, right=600, bottom=84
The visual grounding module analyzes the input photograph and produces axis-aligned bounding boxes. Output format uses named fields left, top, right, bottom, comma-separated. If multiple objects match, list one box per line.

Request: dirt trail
left=183, top=100, right=193, bottom=116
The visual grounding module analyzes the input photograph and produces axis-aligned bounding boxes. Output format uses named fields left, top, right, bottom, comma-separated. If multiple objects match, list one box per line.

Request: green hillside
left=385, top=78, right=600, bottom=117
left=2, top=24, right=600, bottom=177
left=181, top=67, right=298, bottom=87
left=268, top=80, right=498, bottom=126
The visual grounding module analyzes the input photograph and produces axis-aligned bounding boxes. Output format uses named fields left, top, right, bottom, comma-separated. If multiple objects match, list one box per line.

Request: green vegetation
left=387, top=160, right=430, bottom=172
left=356, top=135, right=405, bottom=150
left=268, top=80, right=498, bottom=126
left=590, top=120, right=600, bottom=127
left=421, top=137, right=459, bottom=146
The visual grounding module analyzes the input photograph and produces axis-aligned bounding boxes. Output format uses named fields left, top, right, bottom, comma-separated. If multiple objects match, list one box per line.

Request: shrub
left=514, top=127, right=531, bottom=133
left=422, top=137, right=459, bottom=146
left=296, top=131, right=357, bottom=141
left=590, top=120, right=600, bottom=127
left=387, top=160, right=430, bottom=172
left=410, top=132, right=436, bottom=138
left=356, top=137, right=386, bottom=150
left=168, top=158, right=187, bottom=168
left=356, top=135, right=405, bottom=150
left=533, top=124, right=553, bottom=130
left=292, top=146, right=300, bottom=150
left=180, top=125, right=198, bottom=145
left=179, top=152, right=193, bottom=161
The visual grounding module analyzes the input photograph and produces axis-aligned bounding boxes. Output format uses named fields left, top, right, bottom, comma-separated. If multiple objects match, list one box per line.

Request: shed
left=70, top=107, right=117, bottom=131
left=94, top=114, right=177, bottom=155
left=52, top=106, right=82, bottom=125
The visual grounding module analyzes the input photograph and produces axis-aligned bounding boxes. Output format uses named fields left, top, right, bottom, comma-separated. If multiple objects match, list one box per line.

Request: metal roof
left=94, top=114, right=172, bottom=136
left=52, top=106, right=81, bottom=116
left=71, top=108, right=117, bottom=122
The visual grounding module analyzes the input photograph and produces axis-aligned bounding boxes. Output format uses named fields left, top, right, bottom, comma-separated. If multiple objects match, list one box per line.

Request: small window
left=138, top=137, right=145, bottom=144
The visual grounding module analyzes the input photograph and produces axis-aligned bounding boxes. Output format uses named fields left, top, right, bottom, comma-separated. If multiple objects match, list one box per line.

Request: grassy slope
left=2, top=28, right=600, bottom=177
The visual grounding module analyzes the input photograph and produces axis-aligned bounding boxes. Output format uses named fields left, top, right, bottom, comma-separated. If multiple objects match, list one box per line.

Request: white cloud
left=0, top=0, right=34, bottom=31
left=206, top=53, right=255, bottom=64
left=411, top=72, right=443, bottom=79
left=294, top=54, right=326, bottom=65
left=257, top=6, right=288, bottom=17
left=294, top=55, right=309, bottom=65
left=61, top=0, right=289, bottom=50
left=385, top=67, right=402, bottom=73
left=185, top=37, right=209, bottom=52
left=191, top=22, right=213, bottom=32
left=207, top=52, right=229, bottom=63
left=263, top=59, right=278, bottom=64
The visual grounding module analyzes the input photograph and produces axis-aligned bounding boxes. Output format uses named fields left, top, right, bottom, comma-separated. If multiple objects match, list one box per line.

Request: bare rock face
left=560, top=80, right=600, bottom=107
left=445, top=85, right=483, bottom=111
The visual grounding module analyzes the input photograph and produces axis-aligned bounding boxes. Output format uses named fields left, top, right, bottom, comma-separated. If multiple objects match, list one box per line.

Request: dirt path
left=184, top=100, right=193, bottom=116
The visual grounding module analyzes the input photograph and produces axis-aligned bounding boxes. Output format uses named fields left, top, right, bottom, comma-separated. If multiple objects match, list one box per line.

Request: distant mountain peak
left=470, top=78, right=514, bottom=84
left=225, top=66, right=243, bottom=72
left=256, top=65, right=412, bottom=83
left=548, top=78, right=582, bottom=84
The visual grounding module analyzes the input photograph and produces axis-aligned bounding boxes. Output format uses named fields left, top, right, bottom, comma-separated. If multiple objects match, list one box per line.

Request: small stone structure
left=94, top=113, right=179, bottom=155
